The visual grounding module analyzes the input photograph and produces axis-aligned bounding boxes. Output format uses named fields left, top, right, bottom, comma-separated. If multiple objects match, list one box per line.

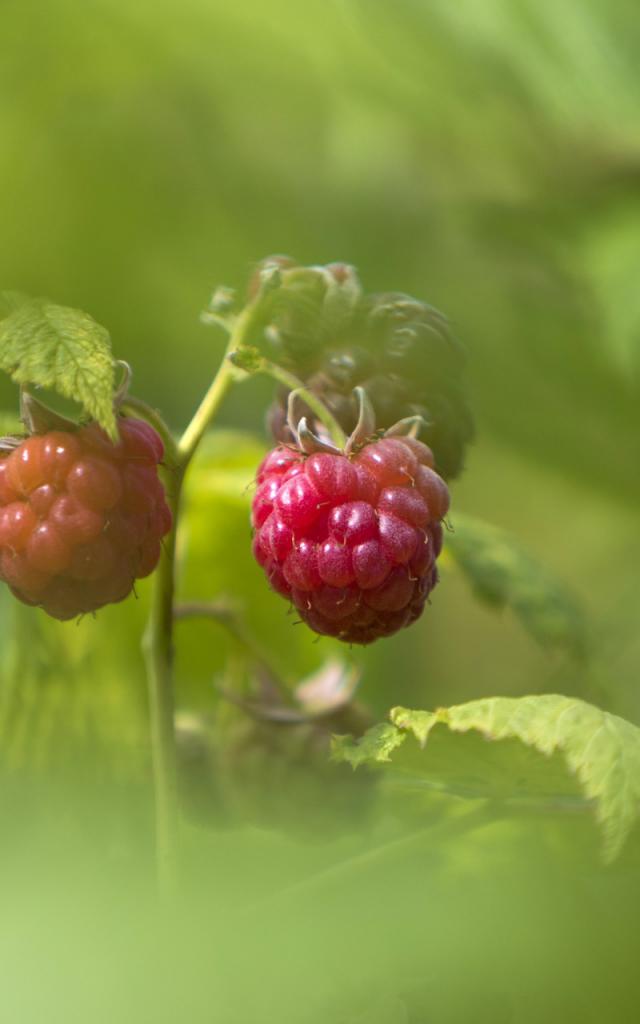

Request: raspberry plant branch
left=178, top=299, right=273, bottom=465
left=141, top=291, right=279, bottom=893
left=141, top=462, right=182, bottom=895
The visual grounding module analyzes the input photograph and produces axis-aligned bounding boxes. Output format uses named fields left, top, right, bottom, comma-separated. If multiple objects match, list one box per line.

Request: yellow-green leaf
left=333, top=694, right=640, bottom=862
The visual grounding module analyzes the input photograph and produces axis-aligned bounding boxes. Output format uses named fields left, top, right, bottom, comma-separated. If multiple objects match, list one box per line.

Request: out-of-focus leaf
left=0, top=581, right=150, bottom=781
left=0, top=300, right=116, bottom=436
left=332, top=722, right=406, bottom=771
left=445, top=514, right=586, bottom=655
left=578, top=210, right=640, bottom=382
left=334, top=694, right=640, bottom=862
left=0, top=291, right=29, bottom=319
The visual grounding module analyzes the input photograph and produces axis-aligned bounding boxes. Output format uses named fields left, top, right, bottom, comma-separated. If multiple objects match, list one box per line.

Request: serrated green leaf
left=388, top=708, right=437, bottom=747
left=334, top=708, right=576, bottom=807
left=332, top=723, right=406, bottom=770
left=446, top=514, right=586, bottom=656
left=0, top=299, right=116, bottom=437
left=436, top=696, right=640, bottom=862
left=334, top=695, right=640, bottom=861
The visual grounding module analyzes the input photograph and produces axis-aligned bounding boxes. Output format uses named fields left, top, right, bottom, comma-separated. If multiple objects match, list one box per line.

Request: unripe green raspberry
left=250, top=258, right=474, bottom=479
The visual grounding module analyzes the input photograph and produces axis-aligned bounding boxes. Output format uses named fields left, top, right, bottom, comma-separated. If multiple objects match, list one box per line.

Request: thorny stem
left=140, top=297, right=271, bottom=895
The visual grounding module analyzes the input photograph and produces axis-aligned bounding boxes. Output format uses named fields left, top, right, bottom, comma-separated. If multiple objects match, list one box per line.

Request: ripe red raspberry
left=0, top=417, right=172, bottom=620
left=251, top=434, right=449, bottom=644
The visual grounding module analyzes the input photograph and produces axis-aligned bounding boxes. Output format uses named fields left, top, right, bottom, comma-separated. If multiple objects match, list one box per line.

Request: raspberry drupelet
left=251, top=432, right=449, bottom=645
left=0, top=417, right=172, bottom=620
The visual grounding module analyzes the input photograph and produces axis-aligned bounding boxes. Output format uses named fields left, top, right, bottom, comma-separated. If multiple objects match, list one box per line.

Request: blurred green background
left=3, top=0, right=639, bottom=715
left=1, top=1, right=640, bottom=1020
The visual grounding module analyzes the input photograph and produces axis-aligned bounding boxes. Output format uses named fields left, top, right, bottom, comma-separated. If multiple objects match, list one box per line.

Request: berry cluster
left=268, top=303, right=473, bottom=481
left=251, top=435, right=449, bottom=645
left=249, top=258, right=473, bottom=479
left=0, top=417, right=172, bottom=620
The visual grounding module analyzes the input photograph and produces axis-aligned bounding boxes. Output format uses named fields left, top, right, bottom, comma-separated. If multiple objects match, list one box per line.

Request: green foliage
left=0, top=291, right=29, bottom=318
left=331, top=722, right=405, bottom=770
left=0, top=0, right=639, bottom=508
left=0, top=586, right=150, bottom=781
left=334, top=694, right=640, bottom=862
left=0, top=2, right=639, bottom=1018
left=446, top=514, right=586, bottom=655
left=0, top=427, right=343, bottom=787
left=0, top=298, right=116, bottom=436
left=578, top=209, right=640, bottom=382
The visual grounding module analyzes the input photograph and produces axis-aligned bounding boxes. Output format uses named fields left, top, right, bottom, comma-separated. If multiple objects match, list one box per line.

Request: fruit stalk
left=255, top=359, right=347, bottom=450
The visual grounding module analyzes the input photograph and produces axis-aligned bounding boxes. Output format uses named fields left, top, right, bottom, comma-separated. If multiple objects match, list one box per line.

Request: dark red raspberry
left=251, top=435, right=449, bottom=644
left=0, top=417, right=172, bottom=620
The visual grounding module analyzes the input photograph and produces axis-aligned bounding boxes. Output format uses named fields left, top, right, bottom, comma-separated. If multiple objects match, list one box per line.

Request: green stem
left=141, top=461, right=184, bottom=895
left=142, top=298, right=270, bottom=893
left=257, top=359, right=347, bottom=449
left=178, top=303, right=267, bottom=464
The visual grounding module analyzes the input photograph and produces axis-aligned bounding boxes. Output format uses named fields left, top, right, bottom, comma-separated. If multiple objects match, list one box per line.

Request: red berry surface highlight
left=0, top=418, right=172, bottom=620
left=251, top=435, right=449, bottom=644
